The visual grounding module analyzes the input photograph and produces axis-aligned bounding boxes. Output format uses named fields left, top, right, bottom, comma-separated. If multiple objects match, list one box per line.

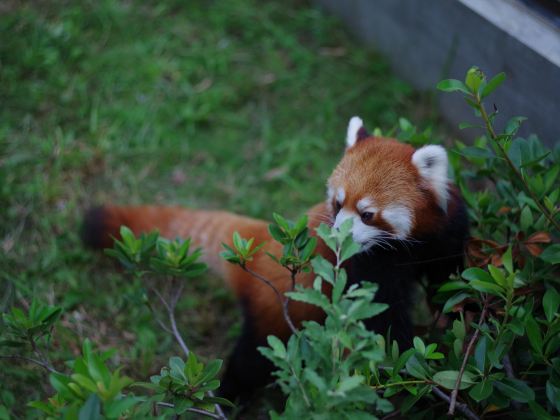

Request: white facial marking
left=333, top=208, right=381, bottom=251
left=356, top=198, right=377, bottom=214
left=336, top=187, right=346, bottom=204
left=327, top=186, right=334, bottom=202
left=412, top=145, right=449, bottom=211
left=346, top=116, right=364, bottom=148
left=383, top=205, right=413, bottom=239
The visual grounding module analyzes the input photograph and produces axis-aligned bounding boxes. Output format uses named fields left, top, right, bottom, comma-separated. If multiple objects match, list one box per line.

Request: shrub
left=1, top=67, right=558, bottom=419
left=224, top=67, right=560, bottom=418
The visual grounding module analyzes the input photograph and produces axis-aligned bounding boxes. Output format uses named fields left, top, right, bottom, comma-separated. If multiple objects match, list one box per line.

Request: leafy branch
left=438, top=67, right=560, bottom=233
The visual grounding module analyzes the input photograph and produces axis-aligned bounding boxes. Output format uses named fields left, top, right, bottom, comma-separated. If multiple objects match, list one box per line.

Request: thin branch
left=150, top=286, right=190, bottom=358
left=432, top=386, right=480, bottom=420
left=156, top=402, right=221, bottom=419
left=478, top=101, right=560, bottom=232
left=283, top=269, right=299, bottom=334
left=150, top=284, right=226, bottom=419
left=146, top=299, right=173, bottom=334
left=0, top=354, right=58, bottom=374
left=448, top=300, right=489, bottom=416
left=29, top=335, right=57, bottom=373
left=168, top=302, right=190, bottom=358
left=502, top=354, right=521, bottom=410
left=241, top=265, right=298, bottom=335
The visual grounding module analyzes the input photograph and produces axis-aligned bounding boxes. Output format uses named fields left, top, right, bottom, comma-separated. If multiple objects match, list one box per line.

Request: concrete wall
left=316, top=0, right=560, bottom=145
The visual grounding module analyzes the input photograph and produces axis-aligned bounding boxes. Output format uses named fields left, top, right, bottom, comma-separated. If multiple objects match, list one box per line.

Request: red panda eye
left=361, top=212, right=374, bottom=223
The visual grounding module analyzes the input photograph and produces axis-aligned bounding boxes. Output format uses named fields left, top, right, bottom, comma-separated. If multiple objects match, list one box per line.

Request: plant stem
left=433, top=386, right=480, bottom=420
left=0, top=355, right=58, bottom=374
left=151, top=287, right=190, bottom=357
left=371, top=379, right=429, bottom=390
left=156, top=402, right=221, bottom=419
left=242, top=265, right=298, bottom=335
left=502, top=354, right=521, bottom=409
left=151, top=284, right=227, bottom=419
left=448, top=299, right=489, bottom=416
left=477, top=99, right=560, bottom=232
left=29, top=335, right=57, bottom=373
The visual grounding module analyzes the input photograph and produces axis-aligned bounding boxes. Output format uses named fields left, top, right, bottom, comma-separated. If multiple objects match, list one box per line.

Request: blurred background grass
left=0, top=0, right=440, bottom=415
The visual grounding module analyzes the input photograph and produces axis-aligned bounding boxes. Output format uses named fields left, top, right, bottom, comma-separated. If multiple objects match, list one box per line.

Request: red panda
left=82, top=116, right=468, bottom=401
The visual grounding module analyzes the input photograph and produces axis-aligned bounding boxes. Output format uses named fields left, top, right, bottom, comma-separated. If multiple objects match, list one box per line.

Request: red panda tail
left=81, top=205, right=273, bottom=278
left=82, top=205, right=185, bottom=250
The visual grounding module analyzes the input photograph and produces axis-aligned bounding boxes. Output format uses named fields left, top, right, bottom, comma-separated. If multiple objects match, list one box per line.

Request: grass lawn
left=0, top=0, right=439, bottom=416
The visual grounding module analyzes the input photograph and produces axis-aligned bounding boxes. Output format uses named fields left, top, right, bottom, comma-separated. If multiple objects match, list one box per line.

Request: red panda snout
left=331, top=193, right=414, bottom=251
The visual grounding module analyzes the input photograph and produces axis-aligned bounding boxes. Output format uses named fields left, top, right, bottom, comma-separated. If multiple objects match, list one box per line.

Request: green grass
left=0, top=0, right=436, bottom=416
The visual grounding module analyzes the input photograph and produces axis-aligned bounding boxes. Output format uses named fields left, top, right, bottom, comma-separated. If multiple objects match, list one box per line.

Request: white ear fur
left=346, top=116, right=363, bottom=148
left=412, top=145, right=449, bottom=211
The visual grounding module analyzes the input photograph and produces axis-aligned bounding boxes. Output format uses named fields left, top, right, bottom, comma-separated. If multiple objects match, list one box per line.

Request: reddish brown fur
left=88, top=203, right=334, bottom=341
left=328, top=137, right=446, bottom=236
left=86, top=137, right=455, bottom=342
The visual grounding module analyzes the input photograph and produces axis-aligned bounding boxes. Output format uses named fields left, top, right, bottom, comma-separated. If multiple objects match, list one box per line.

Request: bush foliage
left=2, top=66, right=559, bottom=418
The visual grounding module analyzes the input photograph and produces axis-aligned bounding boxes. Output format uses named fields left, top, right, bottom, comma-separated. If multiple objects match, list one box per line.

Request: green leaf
left=87, top=354, right=111, bottom=386
left=232, top=232, right=243, bottom=252
left=469, top=380, right=493, bottom=402
left=504, top=116, right=527, bottom=136
left=488, top=265, right=507, bottom=288
left=494, top=378, right=535, bottom=403
left=437, top=281, right=468, bottom=293
left=458, top=122, right=482, bottom=130
left=332, top=269, right=347, bottom=303
left=540, top=244, right=560, bottom=264
left=304, top=368, right=326, bottom=391
left=437, top=79, right=469, bottom=94
left=119, top=225, right=136, bottom=246
left=350, top=302, right=388, bottom=321
left=413, top=337, right=425, bottom=355
left=339, top=240, right=361, bottom=264
left=169, top=356, right=186, bottom=381
left=268, top=223, right=285, bottom=243
left=433, top=370, right=476, bottom=390
left=267, top=335, right=286, bottom=359
left=78, top=394, right=101, bottom=420
left=528, top=401, right=554, bottom=420
left=311, top=256, right=334, bottom=284
left=526, top=315, right=543, bottom=354
left=481, top=72, right=506, bottom=98
left=462, top=267, right=493, bottom=283
left=287, top=289, right=330, bottom=311
left=200, top=359, right=223, bottom=384
left=452, top=318, right=465, bottom=340
left=272, top=213, right=290, bottom=231
left=502, top=246, right=513, bottom=274
left=337, top=375, right=364, bottom=393
left=465, top=66, right=485, bottom=93
left=71, top=374, right=98, bottom=393
left=543, top=288, right=560, bottom=322
left=474, top=335, right=488, bottom=372
left=546, top=381, right=560, bottom=411
left=405, top=354, right=429, bottom=380
left=205, top=396, right=235, bottom=408
left=460, top=146, right=493, bottom=159
left=104, top=397, right=142, bottom=419
left=469, top=280, right=504, bottom=296
left=520, top=206, right=533, bottom=231
left=443, top=292, right=470, bottom=313
left=185, top=352, right=203, bottom=382
left=299, top=237, right=317, bottom=261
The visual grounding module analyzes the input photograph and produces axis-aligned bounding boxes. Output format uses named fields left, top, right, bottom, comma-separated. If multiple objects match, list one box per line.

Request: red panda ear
left=411, top=145, right=449, bottom=211
left=345, top=116, right=370, bottom=148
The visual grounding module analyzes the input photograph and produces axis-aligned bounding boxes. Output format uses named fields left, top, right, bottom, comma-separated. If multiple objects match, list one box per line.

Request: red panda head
left=327, top=116, right=451, bottom=250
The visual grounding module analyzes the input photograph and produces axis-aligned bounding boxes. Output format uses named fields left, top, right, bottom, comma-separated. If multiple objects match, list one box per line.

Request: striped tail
left=81, top=205, right=269, bottom=277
